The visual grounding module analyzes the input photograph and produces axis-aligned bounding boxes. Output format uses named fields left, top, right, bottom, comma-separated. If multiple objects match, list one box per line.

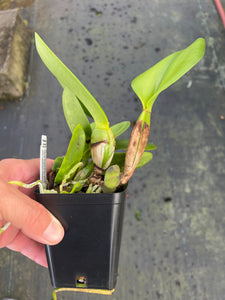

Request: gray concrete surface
left=0, top=0, right=225, bottom=299
left=0, top=9, right=32, bottom=100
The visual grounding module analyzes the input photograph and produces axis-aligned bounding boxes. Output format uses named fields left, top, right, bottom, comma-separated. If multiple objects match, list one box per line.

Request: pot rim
left=35, top=188, right=127, bottom=206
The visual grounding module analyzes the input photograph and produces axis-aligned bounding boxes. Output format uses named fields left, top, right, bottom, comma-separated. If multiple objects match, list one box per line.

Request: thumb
left=0, top=181, right=64, bottom=245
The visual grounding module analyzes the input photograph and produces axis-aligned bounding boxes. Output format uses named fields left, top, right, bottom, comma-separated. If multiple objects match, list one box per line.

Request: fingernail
left=42, top=218, right=64, bottom=244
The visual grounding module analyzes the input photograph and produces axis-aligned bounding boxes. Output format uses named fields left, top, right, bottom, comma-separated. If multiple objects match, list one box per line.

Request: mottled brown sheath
left=121, top=120, right=150, bottom=184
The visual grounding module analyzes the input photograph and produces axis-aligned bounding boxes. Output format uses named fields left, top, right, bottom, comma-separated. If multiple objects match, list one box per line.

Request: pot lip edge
left=34, top=187, right=127, bottom=205
left=34, top=185, right=127, bottom=197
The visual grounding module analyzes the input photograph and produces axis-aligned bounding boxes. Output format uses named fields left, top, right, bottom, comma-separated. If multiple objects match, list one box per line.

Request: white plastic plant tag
left=40, top=135, right=47, bottom=190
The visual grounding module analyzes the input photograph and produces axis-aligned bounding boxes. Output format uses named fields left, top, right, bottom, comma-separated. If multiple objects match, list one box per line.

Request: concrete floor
left=0, top=0, right=225, bottom=299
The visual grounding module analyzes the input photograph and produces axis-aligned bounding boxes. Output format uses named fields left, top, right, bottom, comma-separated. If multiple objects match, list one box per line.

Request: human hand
left=0, top=158, right=64, bottom=267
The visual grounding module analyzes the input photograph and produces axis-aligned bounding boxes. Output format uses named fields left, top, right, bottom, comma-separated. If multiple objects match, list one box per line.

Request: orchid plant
left=0, top=34, right=205, bottom=299
left=8, top=34, right=205, bottom=196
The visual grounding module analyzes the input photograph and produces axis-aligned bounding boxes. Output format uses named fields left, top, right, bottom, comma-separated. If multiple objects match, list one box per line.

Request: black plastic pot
left=35, top=190, right=126, bottom=290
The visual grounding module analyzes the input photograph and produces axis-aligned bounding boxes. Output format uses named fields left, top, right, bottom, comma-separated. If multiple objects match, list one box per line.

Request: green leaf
left=110, top=151, right=152, bottom=170
left=115, top=139, right=157, bottom=151
left=90, top=122, right=96, bottom=132
left=61, top=162, right=83, bottom=184
left=77, top=97, right=93, bottom=119
left=52, top=156, right=64, bottom=171
left=54, top=124, right=86, bottom=184
left=137, top=152, right=153, bottom=168
left=102, top=165, right=121, bottom=193
left=63, top=88, right=92, bottom=139
left=81, top=143, right=91, bottom=166
left=131, top=38, right=205, bottom=111
left=35, top=33, right=108, bottom=126
left=110, top=121, right=130, bottom=138
left=143, top=143, right=157, bottom=151
left=59, top=162, right=83, bottom=193
left=110, top=153, right=126, bottom=170
left=74, top=160, right=94, bottom=180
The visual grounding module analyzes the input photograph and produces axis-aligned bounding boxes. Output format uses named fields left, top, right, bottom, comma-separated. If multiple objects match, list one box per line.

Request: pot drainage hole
left=76, top=276, right=87, bottom=288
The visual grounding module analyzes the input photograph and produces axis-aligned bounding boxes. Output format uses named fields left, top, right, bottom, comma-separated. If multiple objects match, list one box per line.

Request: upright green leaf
left=110, top=121, right=130, bottom=138
left=54, top=124, right=86, bottom=184
left=63, top=88, right=92, bottom=139
left=35, top=33, right=108, bottom=126
left=131, top=38, right=205, bottom=110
